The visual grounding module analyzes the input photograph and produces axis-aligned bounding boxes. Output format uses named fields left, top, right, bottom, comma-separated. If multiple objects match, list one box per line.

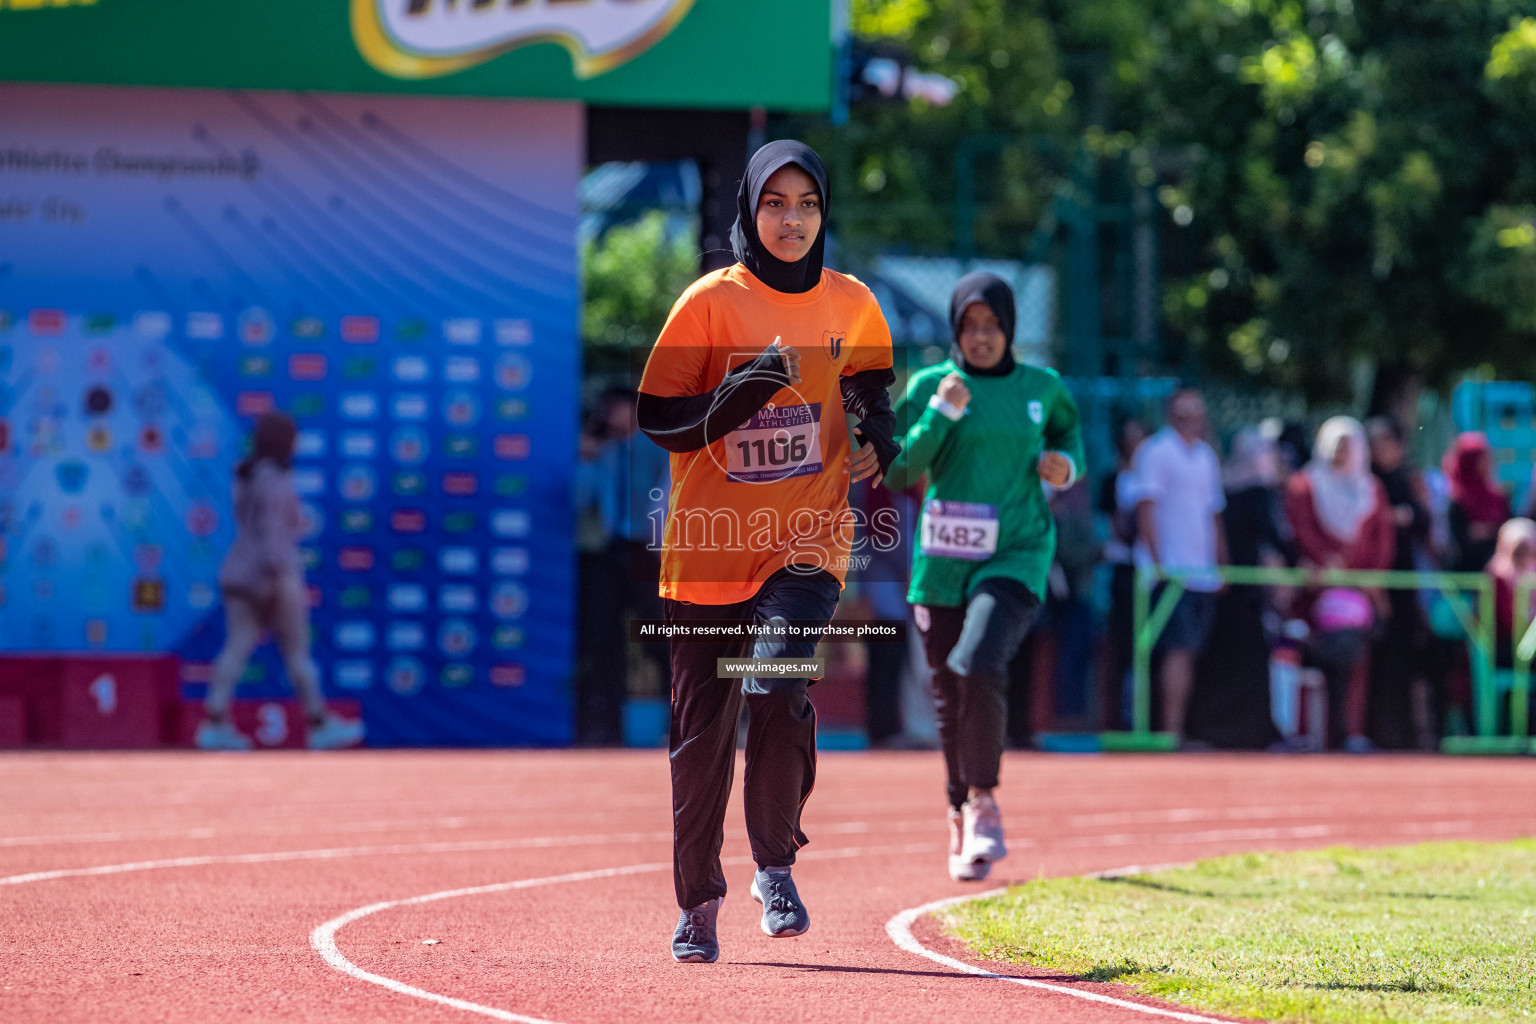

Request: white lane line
left=311, top=862, right=668, bottom=1024
left=885, top=886, right=1237, bottom=1024
left=0, top=832, right=667, bottom=887
left=0, top=816, right=937, bottom=850
left=1065, top=801, right=1519, bottom=828
left=1059, top=824, right=1333, bottom=848
left=310, top=842, right=939, bottom=1024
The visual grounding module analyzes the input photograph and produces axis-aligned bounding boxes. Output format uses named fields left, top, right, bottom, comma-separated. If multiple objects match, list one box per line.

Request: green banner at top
left=0, top=0, right=833, bottom=110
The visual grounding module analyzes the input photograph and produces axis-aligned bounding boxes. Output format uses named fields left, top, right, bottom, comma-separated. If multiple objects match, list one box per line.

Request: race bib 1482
left=726, top=403, right=822, bottom=483
left=919, top=499, right=999, bottom=560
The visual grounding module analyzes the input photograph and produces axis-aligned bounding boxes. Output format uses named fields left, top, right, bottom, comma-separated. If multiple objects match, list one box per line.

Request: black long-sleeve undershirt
left=636, top=343, right=791, bottom=454
left=637, top=346, right=901, bottom=480
left=840, top=366, right=899, bottom=477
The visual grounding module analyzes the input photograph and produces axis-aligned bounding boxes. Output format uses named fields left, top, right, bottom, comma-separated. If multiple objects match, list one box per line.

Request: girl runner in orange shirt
left=637, top=140, right=897, bottom=963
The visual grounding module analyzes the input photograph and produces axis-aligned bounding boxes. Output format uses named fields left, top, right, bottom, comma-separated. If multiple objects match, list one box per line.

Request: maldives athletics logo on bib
left=354, top=0, right=696, bottom=80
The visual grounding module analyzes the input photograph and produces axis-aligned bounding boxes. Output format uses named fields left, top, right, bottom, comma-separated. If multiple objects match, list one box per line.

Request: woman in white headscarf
left=1283, top=416, right=1396, bottom=751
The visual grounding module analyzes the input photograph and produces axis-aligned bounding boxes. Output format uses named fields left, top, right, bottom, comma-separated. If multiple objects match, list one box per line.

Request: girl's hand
left=772, top=337, right=802, bottom=385
left=850, top=438, right=882, bottom=486
left=1038, top=452, right=1072, bottom=488
left=937, top=372, right=970, bottom=412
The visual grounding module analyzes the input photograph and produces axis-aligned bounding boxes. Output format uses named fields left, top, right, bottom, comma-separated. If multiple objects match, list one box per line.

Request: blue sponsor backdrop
left=0, top=84, right=581, bottom=745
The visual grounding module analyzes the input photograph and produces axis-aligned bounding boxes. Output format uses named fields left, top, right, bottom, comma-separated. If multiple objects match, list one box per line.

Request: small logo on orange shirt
left=822, top=330, right=845, bottom=361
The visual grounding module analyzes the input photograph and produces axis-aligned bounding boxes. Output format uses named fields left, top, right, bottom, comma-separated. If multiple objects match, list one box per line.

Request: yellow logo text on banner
left=353, top=0, right=695, bottom=80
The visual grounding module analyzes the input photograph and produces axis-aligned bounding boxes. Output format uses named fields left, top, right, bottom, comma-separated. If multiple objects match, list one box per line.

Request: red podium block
left=0, top=655, right=179, bottom=748
left=57, top=657, right=178, bottom=749
left=0, top=695, right=24, bottom=748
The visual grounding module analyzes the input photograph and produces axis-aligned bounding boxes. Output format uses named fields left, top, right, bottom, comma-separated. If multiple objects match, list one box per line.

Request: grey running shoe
left=962, top=792, right=1007, bottom=866
left=671, top=897, right=722, bottom=963
left=750, top=866, right=810, bottom=937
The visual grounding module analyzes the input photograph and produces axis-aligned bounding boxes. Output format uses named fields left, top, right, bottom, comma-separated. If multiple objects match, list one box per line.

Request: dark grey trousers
left=665, top=567, right=841, bottom=910
left=917, top=578, right=1042, bottom=810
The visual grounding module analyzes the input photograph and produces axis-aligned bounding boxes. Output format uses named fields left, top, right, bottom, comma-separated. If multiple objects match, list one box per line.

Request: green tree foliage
left=581, top=212, right=698, bottom=374
left=843, top=0, right=1536, bottom=395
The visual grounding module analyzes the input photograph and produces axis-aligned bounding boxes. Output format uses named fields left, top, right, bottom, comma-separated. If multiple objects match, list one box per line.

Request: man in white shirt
left=1133, top=388, right=1228, bottom=744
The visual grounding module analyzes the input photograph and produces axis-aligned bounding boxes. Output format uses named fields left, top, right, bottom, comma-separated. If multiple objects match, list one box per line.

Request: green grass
left=945, top=840, right=1536, bottom=1024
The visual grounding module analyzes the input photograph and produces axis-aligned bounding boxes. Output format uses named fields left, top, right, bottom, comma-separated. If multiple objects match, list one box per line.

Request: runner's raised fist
left=937, top=372, right=970, bottom=412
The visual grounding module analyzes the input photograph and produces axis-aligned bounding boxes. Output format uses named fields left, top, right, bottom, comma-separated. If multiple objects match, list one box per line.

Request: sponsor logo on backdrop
left=340, top=466, right=378, bottom=502
left=340, top=430, right=378, bottom=459
left=339, top=547, right=376, bottom=571
left=186, top=312, right=223, bottom=340
left=391, top=508, right=427, bottom=533
left=335, top=661, right=375, bottom=690
left=443, top=318, right=481, bottom=345
left=392, top=471, right=427, bottom=496
left=440, top=585, right=477, bottom=613
left=387, top=656, right=426, bottom=694
left=340, top=315, right=380, bottom=344
left=289, top=354, right=328, bottom=380
left=239, top=308, right=275, bottom=346
left=335, top=621, right=378, bottom=652
left=353, top=0, right=695, bottom=79
left=490, top=663, right=527, bottom=687
left=26, top=308, right=64, bottom=336
left=393, top=393, right=429, bottom=420
left=388, top=584, right=428, bottom=612
left=388, top=621, right=426, bottom=652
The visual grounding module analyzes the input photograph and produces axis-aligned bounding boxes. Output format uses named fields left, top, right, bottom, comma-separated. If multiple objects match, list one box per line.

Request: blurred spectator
left=1097, top=415, right=1146, bottom=728
left=1133, top=388, right=1227, bottom=744
left=574, top=387, right=671, bottom=746
left=1047, top=476, right=1102, bottom=726
left=1188, top=428, right=1287, bottom=748
left=1366, top=416, right=1435, bottom=748
left=1444, top=432, right=1510, bottom=573
left=1264, top=418, right=1311, bottom=480
left=200, top=412, right=363, bottom=751
left=1284, top=417, right=1395, bottom=752
left=1489, top=518, right=1536, bottom=670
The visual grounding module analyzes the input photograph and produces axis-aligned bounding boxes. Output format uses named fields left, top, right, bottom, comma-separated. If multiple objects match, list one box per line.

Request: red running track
left=3, top=750, right=1534, bottom=1023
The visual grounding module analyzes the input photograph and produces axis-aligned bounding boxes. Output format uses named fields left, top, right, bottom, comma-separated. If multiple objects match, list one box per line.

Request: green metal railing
left=1508, top=578, right=1536, bottom=749
left=1108, top=565, right=1532, bottom=754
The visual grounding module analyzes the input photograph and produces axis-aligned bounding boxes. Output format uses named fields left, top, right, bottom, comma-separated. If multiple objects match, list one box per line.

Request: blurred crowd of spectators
left=573, top=384, right=1536, bottom=751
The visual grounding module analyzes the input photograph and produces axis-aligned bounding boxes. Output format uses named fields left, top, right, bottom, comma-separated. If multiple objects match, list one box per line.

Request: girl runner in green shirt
left=886, top=272, right=1084, bottom=881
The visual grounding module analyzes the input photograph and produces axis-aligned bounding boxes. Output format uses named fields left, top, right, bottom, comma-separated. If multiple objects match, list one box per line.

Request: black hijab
left=949, top=271, right=1017, bottom=377
left=730, top=140, right=829, bottom=295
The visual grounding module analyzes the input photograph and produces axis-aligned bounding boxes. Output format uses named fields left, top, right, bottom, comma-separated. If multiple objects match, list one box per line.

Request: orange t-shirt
left=639, top=264, right=894, bottom=604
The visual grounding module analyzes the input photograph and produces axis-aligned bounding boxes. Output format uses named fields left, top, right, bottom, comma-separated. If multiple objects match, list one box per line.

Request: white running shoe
left=306, top=715, right=365, bottom=751
left=962, top=792, right=1007, bottom=867
left=194, top=719, right=254, bottom=751
left=948, top=806, right=989, bottom=881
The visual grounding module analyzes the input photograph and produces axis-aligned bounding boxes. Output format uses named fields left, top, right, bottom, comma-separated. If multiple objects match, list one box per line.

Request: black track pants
left=916, top=579, right=1042, bottom=811
left=666, top=567, right=841, bottom=910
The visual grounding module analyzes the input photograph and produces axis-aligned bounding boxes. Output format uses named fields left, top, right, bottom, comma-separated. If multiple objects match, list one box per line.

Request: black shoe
left=671, top=897, right=722, bottom=963
left=751, top=866, right=810, bottom=937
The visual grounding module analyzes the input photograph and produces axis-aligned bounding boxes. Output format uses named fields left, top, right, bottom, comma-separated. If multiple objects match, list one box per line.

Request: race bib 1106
left=726, top=403, right=823, bottom=483
left=919, top=500, right=999, bottom=560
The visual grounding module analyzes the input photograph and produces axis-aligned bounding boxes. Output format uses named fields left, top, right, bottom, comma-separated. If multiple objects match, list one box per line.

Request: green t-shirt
left=886, top=360, right=1085, bottom=607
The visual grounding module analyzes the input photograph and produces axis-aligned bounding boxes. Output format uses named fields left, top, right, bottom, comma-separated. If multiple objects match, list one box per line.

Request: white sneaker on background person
left=948, top=806, right=989, bottom=881
left=962, top=791, right=1007, bottom=868
left=194, top=718, right=254, bottom=751
left=306, top=715, right=365, bottom=751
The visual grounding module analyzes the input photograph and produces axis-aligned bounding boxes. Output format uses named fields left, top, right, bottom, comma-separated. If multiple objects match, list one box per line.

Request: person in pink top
left=1283, top=416, right=1396, bottom=752
left=196, top=412, right=364, bottom=751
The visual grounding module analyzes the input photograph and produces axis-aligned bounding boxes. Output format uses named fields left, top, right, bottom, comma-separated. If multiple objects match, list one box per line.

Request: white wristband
left=928, top=394, right=965, bottom=422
